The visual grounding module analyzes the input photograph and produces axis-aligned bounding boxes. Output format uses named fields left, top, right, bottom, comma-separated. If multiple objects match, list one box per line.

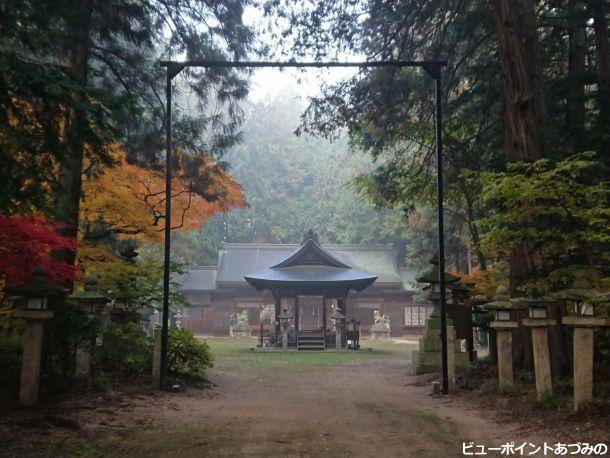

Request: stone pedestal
left=407, top=308, right=469, bottom=375
left=335, top=325, right=343, bottom=351
left=523, top=318, right=556, bottom=401
left=492, top=324, right=516, bottom=389
left=369, top=326, right=390, bottom=341
left=282, top=329, right=288, bottom=352
left=447, top=325, right=456, bottom=393
left=152, top=327, right=161, bottom=389
left=232, top=328, right=251, bottom=338
left=75, top=344, right=91, bottom=379
left=562, top=316, right=606, bottom=411
left=573, top=327, right=593, bottom=409
left=15, top=309, right=53, bottom=406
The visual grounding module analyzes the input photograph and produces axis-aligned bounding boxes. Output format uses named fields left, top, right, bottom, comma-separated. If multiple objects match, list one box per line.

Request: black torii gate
left=158, top=59, right=451, bottom=394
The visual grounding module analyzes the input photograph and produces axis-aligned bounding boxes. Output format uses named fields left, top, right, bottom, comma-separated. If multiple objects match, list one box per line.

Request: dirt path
left=1, top=340, right=547, bottom=457
left=168, top=364, right=514, bottom=457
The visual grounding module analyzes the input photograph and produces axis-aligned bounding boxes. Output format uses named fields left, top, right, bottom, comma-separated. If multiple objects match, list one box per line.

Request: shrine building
left=179, top=231, right=432, bottom=340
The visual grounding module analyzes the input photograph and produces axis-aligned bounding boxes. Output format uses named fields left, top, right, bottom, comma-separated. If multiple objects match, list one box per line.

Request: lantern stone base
left=334, top=326, right=344, bottom=351
left=407, top=316, right=469, bottom=375
left=562, top=316, right=605, bottom=411
left=447, top=326, right=457, bottom=393
left=573, top=327, right=594, bottom=411
left=15, top=310, right=54, bottom=406
left=490, top=322, right=517, bottom=389
left=75, top=347, right=91, bottom=379
left=523, top=319, right=556, bottom=401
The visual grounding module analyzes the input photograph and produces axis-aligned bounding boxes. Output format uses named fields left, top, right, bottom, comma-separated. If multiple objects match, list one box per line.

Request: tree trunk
left=590, top=0, right=610, bottom=156
left=491, top=0, right=547, bottom=290
left=460, top=179, right=487, bottom=270
left=491, top=0, right=548, bottom=162
left=568, top=0, right=587, bottom=145
left=491, top=0, right=550, bottom=369
left=55, top=0, right=94, bottom=287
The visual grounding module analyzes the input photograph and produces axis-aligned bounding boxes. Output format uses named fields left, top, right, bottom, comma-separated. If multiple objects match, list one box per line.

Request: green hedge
left=167, top=327, right=213, bottom=384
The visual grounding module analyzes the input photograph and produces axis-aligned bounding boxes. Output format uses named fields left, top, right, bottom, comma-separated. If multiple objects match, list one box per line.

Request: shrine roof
left=243, top=237, right=378, bottom=293
left=179, top=266, right=217, bottom=291
left=216, top=241, right=403, bottom=286
left=244, top=264, right=377, bottom=291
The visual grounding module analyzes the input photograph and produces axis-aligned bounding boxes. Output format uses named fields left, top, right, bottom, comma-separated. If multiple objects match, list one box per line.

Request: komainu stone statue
left=259, top=304, right=275, bottom=323
left=231, top=310, right=251, bottom=338
left=370, top=310, right=391, bottom=340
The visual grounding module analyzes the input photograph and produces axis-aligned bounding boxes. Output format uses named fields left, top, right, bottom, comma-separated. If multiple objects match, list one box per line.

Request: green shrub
left=0, top=332, right=22, bottom=398
left=43, top=301, right=102, bottom=392
left=167, top=328, right=213, bottom=384
left=92, top=322, right=152, bottom=381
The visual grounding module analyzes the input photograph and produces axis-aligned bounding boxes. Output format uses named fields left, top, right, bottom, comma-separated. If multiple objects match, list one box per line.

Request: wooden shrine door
left=297, top=295, right=324, bottom=331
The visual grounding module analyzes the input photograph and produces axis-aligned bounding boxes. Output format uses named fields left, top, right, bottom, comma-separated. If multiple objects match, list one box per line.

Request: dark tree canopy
left=0, top=0, right=256, bottom=215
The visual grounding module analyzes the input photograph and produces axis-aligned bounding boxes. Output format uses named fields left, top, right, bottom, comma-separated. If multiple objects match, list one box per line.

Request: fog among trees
left=172, top=88, right=458, bottom=269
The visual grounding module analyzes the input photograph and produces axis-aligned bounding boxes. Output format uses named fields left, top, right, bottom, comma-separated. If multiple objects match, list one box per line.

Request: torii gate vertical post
left=434, top=68, right=449, bottom=395
left=159, top=60, right=449, bottom=393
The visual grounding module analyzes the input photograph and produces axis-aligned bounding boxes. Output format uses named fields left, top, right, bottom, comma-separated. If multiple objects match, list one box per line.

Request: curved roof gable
left=271, top=239, right=350, bottom=268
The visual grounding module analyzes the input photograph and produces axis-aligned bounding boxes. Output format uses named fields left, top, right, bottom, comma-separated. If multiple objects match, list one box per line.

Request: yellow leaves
left=80, top=147, right=247, bottom=242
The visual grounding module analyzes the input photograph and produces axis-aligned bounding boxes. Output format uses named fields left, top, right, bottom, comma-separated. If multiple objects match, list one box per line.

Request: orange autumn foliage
left=81, top=148, right=247, bottom=241
left=460, top=263, right=509, bottom=299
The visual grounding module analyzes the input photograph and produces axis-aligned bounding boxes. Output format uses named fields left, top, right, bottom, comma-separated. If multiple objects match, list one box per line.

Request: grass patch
left=414, top=409, right=443, bottom=427
left=204, top=337, right=414, bottom=373
left=27, top=432, right=105, bottom=458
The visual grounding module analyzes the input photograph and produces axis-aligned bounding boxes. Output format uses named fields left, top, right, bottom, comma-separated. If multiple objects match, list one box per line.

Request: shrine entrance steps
left=297, top=331, right=325, bottom=350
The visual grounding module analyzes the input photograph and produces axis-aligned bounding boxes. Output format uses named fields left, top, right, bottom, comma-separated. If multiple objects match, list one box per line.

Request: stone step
left=297, top=333, right=325, bottom=350
left=297, top=344, right=325, bottom=351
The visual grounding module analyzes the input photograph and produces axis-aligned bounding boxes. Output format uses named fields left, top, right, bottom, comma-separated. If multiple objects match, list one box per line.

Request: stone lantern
left=174, top=308, right=184, bottom=329
left=482, top=285, right=518, bottom=390
left=69, top=277, right=109, bottom=317
left=554, top=284, right=608, bottom=411
left=408, top=256, right=467, bottom=377
left=331, top=311, right=345, bottom=351
left=512, top=294, right=559, bottom=401
left=7, top=267, right=62, bottom=405
left=449, top=282, right=475, bottom=361
left=417, top=255, right=461, bottom=309
left=277, top=308, right=293, bottom=352
left=68, top=277, right=110, bottom=379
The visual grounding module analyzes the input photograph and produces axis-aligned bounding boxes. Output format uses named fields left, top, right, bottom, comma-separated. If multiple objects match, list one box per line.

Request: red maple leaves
left=0, top=214, right=78, bottom=287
